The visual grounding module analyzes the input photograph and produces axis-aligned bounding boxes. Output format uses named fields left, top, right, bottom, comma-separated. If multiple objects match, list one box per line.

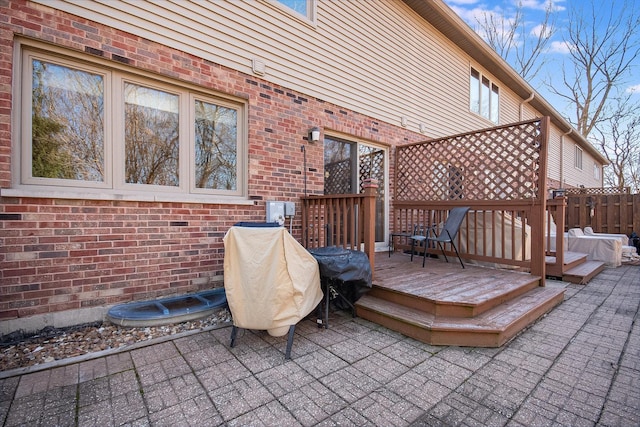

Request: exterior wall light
left=308, top=127, right=320, bottom=142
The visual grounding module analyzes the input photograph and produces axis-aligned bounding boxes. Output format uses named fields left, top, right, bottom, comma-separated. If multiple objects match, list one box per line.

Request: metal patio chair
left=410, top=206, right=470, bottom=268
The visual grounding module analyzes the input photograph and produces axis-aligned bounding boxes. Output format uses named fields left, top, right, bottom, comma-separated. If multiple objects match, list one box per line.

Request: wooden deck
left=355, top=252, right=565, bottom=347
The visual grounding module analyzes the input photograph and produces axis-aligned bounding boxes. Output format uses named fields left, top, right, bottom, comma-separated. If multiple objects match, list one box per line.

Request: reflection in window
left=324, top=138, right=354, bottom=194
left=194, top=100, right=238, bottom=190
left=31, top=60, right=104, bottom=181
left=125, top=83, right=179, bottom=186
left=276, top=0, right=308, bottom=16
left=574, top=145, right=583, bottom=170
left=469, top=67, right=499, bottom=124
left=23, top=48, right=245, bottom=198
left=470, top=68, right=480, bottom=115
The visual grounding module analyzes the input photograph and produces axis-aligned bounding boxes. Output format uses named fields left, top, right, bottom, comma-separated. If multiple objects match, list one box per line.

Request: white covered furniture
left=567, top=228, right=622, bottom=267
left=583, top=227, right=629, bottom=247
left=583, top=227, right=637, bottom=257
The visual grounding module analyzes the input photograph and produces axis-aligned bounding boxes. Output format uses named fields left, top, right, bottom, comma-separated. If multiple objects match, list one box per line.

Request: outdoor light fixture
left=308, top=127, right=320, bottom=142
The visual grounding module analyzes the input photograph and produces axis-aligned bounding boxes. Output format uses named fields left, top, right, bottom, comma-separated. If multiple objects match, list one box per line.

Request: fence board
left=564, top=194, right=640, bottom=236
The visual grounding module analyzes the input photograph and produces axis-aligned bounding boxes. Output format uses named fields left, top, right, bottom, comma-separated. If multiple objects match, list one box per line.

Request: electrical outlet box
left=266, top=201, right=285, bottom=225
left=284, top=202, right=296, bottom=217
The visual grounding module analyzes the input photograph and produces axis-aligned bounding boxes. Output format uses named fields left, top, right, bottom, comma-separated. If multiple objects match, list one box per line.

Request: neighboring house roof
left=403, top=0, right=609, bottom=166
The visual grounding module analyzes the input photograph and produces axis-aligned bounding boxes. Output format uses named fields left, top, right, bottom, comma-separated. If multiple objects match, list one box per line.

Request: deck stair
left=545, top=251, right=605, bottom=284
left=356, top=255, right=565, bottom=347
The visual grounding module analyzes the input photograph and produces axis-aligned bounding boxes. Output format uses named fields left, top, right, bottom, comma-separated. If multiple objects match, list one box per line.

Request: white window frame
left=12, top=40, right=249, bottom=203
left=593, top=163, right=601, bottom=180
left=469, top=67, right=499, bottom=124
left=574, top=145, right=583, bottom=170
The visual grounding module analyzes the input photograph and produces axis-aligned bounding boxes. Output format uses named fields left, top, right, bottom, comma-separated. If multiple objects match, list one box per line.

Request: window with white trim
left=19, top=46, right=246, bottom=198
left=470, top=67, right=499, bottom=124
left=574, top=145, right=583, bottom=170
left=594, top=163, right=601, bottom=180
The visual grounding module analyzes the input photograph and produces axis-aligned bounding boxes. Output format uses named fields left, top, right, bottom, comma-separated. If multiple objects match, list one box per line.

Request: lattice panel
left=325, top=149, right=386, bottom=195
left=359, top=148, right=385, bottom=192
left=564, top=187, right=631, bottom=195
left=396, top=120, right=544, bottom=201
left=325, top=159, right=351, bottom=194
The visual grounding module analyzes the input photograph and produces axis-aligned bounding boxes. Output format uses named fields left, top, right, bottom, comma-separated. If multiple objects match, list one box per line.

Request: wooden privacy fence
left=564, top=192, right=640, bottom=236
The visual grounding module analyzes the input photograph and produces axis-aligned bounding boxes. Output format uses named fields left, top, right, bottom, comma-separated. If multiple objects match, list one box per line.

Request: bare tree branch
left=475, top=0, right=556, bottom=81
left=593, top=96, right=640, bottom=192
left=546, top=0, right=640, bottom=137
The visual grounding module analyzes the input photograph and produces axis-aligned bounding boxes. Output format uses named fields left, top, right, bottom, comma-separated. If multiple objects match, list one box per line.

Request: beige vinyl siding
left=563, top=139, right=602, bottom=188
left=33, top=0, right=604, bottom=184
left=546, top=124, right=563, bottom=185
left=37, top=0, right=511, bottom=138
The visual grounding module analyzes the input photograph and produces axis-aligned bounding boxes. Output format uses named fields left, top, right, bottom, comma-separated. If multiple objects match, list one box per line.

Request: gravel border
left=0, top=308, right=232, bottom=379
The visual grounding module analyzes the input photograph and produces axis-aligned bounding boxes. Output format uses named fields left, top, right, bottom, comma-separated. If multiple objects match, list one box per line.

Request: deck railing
left=301, top=118, right=550, bottom=282
left=392, top=201, right=545, bottom=274
left=301, top=180, right=378, bottom=273
left=545, top=196, right=567, bottom=277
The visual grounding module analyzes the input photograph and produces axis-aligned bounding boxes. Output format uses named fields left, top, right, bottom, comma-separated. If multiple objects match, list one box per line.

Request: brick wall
left=0, top=1, right=423, bottom=325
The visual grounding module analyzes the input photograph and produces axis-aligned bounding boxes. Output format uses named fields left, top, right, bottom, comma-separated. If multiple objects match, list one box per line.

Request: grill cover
left=223, top=226, right=323, bottom=336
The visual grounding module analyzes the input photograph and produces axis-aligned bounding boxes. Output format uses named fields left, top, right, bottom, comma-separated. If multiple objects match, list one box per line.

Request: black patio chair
left=410, top=207, right=470, bottom=268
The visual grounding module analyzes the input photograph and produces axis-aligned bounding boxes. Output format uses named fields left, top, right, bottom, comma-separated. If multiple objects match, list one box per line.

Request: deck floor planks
left=374, top=253, right=538, bottom=306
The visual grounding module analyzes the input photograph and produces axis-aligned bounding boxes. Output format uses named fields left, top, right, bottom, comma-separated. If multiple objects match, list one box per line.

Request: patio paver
left=0, top=265, right=638, bottom=426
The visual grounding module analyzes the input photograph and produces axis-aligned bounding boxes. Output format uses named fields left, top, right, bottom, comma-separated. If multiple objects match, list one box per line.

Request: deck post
left=362, top=179, right=378, bottom=276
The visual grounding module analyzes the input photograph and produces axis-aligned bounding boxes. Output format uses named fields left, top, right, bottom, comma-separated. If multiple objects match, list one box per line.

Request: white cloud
left=530, top=23, right=553, bottom=38
left=626, top=84, right=640, bottom=94
left=520, top=0, right=566, bottom=12
left=549, top=40, right=571, bottom=54
left=448, top=5, right=494, bottom=26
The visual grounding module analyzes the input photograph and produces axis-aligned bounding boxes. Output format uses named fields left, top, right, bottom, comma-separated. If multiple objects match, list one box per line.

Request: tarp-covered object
left=223, top=226, right=323, bottom=336
left=308, top=247, right=372, bottom=309
left=457, top=211, right=530, bottom=268
left=567, top=228, right=622, bottom=267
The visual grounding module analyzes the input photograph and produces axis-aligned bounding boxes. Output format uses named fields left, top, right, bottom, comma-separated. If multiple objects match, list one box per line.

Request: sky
left=443, top=0, right=640, bottom=127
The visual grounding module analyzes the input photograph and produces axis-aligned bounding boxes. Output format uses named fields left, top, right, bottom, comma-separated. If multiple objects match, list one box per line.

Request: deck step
left=355, top=286, right=565, bottom=347
left=546, top=251, right=588, bottom=278
left=563, top=260, right=606, bottom=284
left=366, top=274, right=541, bottom=318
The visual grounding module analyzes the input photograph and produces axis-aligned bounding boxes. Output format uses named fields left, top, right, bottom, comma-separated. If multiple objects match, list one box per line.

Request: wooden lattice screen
left=325, top=159, right=351, bottom=194
left=563, top=187, right=631, bottom=196
left=395, top=119, right=545, bottom=202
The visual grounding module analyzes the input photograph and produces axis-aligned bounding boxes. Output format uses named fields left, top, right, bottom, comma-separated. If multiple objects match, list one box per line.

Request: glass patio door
left=323, top=136, right=387, bottom=245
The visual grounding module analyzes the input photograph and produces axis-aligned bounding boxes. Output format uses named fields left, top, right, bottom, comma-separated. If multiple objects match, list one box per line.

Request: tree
left=547, top=0, right=640, bottom=138
left=475, top=0, right=556, bottom=82
left=593, top=97, right=640, bottom=192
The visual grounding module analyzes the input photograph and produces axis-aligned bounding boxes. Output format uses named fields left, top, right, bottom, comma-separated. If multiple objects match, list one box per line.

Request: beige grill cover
left=223, top=226, right=322, bottom=336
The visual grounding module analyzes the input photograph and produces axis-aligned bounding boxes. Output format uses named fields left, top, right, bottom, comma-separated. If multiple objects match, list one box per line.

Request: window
left=20, top=46, right=246, bottom=199
left=273, top=0, right=316, bottom=21
left=574, top=145, right=583, bottom=170
left=469, top=67, right=499, bottom=124
left=594, top=163, right=601, bottom=180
